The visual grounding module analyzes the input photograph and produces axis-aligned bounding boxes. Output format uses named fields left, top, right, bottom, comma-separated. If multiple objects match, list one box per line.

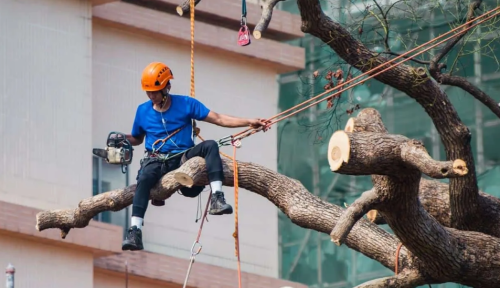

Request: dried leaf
left=327, top=99, right=334, bottom=109
left=334, top=69, right=343, bottom=80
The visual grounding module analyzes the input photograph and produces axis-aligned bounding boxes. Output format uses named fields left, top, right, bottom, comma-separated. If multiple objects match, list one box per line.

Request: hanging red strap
left=237, top=19, right=251, bottom=46
left=237, top=0, right=250, bottom=46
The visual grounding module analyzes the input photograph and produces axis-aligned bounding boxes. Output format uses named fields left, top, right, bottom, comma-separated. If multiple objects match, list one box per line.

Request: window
left=92, top=155, right=129, bottom=236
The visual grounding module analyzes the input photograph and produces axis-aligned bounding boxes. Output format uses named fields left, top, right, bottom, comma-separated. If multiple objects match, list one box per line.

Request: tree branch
left=330, top=188, right=380, bottom=246
left=176, top=0, right=201, bottom=17
left=346, top=108, right=500, bottom=238
left=399, top=141, right=468, bottom=179
left=439, top=74, right=500, bottom=119
left=296, top=0, right=480, bottom=231
left=36, top=157, right=419, bottom=276
left=253, top=0, right=284, bottom=39
left=327, top=130, right=468, bottom=179
left=355, top=269, right=428, bottom=288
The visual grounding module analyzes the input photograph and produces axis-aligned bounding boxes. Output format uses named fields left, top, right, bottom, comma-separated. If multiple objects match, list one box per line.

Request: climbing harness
left=179, top=4, right=500, bottom=288
left=150, top=124, right=186, bottom=155
left=92, top=132, right=134, bottom=174
left=237, top=0, right=251, bottom=46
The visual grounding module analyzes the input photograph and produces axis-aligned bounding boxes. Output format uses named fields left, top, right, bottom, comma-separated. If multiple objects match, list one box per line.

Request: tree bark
left=328, top=116, right=500, bottom=287
left=36, top=156, right=426, bottom=278
left=253, top=0, right=283, bottom=39
left=346, top=108, right=500, bottom=238
left=296, top=0, right=480, bottom=232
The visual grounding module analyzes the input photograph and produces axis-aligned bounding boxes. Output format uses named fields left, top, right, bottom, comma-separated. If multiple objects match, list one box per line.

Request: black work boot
left=209, top=191, right=233, bottom=215
left=122, top=226, right=144, bottom=251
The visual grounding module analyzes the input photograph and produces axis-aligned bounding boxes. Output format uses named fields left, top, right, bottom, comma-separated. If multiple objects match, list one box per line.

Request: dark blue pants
left=131, top=140, right=224, bottom=218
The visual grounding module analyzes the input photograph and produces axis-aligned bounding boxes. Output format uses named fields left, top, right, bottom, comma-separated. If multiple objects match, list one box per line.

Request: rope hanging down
left=182, top=0, right=243, bottom=287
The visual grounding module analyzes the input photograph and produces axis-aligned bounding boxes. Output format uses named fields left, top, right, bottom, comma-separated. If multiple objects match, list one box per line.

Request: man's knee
left=201, top=139, right=219, bottom=151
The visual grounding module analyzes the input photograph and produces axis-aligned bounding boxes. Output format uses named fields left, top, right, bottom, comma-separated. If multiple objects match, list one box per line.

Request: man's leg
left=122, top=159, right=163, bottom=251
left=184, top=140, right=233, bottom=215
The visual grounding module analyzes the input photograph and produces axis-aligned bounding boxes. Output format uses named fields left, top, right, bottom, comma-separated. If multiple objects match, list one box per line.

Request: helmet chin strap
left=160, top=87, right=170, bottom=108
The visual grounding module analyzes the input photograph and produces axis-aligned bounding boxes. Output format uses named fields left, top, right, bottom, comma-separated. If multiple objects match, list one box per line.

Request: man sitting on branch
left=118, top=61, right=267, bottom=251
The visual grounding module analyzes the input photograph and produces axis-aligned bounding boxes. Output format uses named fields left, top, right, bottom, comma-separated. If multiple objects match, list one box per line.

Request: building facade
left=0, top=0, right=307, bottom=287
left=276, top=0, right=500, bottom=287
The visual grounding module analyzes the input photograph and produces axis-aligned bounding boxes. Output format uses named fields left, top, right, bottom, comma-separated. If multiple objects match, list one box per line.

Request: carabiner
left=218, top=135, right=233, bottom=147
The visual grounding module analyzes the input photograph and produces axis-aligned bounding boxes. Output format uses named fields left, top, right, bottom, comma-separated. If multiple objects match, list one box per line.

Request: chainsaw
left=92, top=131, right=134, bottom=174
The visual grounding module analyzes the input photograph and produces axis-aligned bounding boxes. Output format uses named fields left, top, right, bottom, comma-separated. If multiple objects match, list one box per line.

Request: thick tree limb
left=330, top=188, right=380, bottom=246
left=297, top=0, right=480, bottom=231
left=36, top=157, right=425, bottom=279
left=176, top=0, right=201, bottom=16
left=327, top=130, right=468, bottom=179
left=328, top=127, right=500, bottom=287
left=325, top=106, right=500, bottom=286
left=253, top=0, right=283, bottom=39
left=347, top=108, right=500, bottom=238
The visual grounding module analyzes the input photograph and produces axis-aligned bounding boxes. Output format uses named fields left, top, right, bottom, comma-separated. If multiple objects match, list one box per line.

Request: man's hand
left=248, top=118, right=270, bottom=131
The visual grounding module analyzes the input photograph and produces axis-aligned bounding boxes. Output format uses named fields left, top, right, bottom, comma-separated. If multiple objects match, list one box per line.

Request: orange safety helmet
left=141, top=62, right=174, bottom=91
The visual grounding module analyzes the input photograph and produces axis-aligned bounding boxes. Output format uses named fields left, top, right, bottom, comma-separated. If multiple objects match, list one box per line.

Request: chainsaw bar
left=92, top=148, right=108, bottom=159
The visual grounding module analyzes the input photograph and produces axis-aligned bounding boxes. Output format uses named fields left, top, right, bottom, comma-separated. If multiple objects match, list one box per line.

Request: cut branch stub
left=400, top=141, right=468, bottom=178
left=328, top=130, right=468, bottom=179
left=344, top=108, right=388, bottom=133
left=176, top=0, right=201, bottom=16
left=253, top=0, right=283, bottom=39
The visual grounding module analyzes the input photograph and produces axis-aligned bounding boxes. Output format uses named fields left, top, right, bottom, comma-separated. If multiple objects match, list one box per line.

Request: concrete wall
left=0, top=234, right=94, bottom=288
left=0, top=0, right=93, bottom=211
left=92, top=22, right=280, bottom=277
left=94, top=270, right=178, bottom=288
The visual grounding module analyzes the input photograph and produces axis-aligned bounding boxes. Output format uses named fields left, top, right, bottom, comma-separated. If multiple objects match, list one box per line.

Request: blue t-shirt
left=131, top=95, right=210, bottom=153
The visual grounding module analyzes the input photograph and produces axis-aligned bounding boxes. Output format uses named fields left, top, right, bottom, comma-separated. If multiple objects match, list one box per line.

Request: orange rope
left=395, top=242, right=403, bottom=275
left=232, top=144, right=242, bottom=288
left=230, top=6, right=500, bottom=140
left=187, top=4, right=241, bottom=284
left=189, top=0, right=195, bottom=99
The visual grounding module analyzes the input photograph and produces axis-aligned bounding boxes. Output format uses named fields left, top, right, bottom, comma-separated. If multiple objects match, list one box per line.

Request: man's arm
left=203, top=111, right=268, bottom=129
left=125, top=134, right=144, bottom=146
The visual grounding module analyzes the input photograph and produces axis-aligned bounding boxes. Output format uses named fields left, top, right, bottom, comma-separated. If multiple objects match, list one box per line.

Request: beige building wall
left=94, top=270, right=174, bottom=288
left=0, top=0, right=93, bottom=211
left=0, top=234, right=94, bottom=288
left=92, top=21, right=280, bottom=278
